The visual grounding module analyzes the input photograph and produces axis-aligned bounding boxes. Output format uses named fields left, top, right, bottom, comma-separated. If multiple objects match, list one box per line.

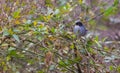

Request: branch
left=73, top=43, right=82, bottom=73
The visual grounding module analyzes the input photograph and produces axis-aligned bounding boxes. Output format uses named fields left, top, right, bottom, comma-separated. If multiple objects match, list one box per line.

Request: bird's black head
left=75, top=21, right=83, bottom=26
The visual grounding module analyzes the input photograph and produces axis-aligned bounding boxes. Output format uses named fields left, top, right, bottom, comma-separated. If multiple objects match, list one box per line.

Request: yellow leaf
left=66, top=3, right=71, bottom=8
left=47, top=15, right=51, bottom=20
left=15, top=20, right=20, bottom=24
left=1, top=43, right=9, bottom=47
left=0, top=26, right=2, bottom=31
left=48, top=35, right=56, bottom=41
left=6, top=56, right=11, bottom=61
left=2, top=62, right=5, bottom=65
left=33, top=21, right=37, bottom=26
left=8, top=28, right=14, bottom=35
left=43, top=14, right=53, bottom=22
left=43, top=16, right=48, bottom=22
left=78, top=0, right=83, bottom=4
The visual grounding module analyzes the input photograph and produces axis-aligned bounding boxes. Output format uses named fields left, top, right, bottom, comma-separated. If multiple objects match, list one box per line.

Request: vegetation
left=0, top=0, right=120, bottom=73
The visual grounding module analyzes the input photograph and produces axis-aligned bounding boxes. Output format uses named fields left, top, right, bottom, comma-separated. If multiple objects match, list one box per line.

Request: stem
left=73, top=43, right=82, bottom=73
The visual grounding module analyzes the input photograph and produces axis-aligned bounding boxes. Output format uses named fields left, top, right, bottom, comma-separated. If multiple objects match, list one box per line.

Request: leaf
left=8, top=47, right=16, bottom=51
left=37, top=14, right=45, bottom=21
left=45, top=0, right=53, bottom=7
left=0, top=26, right=2, bottom=31
left=113, top=0, right=119, bottom=6
left=15, top=20, right=20, bottom=25
left=117, top=66, right=120, bottom=72
left=94, top=36, right=102, bottom=47
left=37, top=70, right=44, bottom=73
left=90, top=59, right=94, bottom=64
left=8, top=50, right=17, bottom=56
left=3, top=28, right=10, bottom=36
left=8, top=28, right=14, bottom=35
left=8, top=47, right=17, bottom=56
left=58, top=60, right=69, bottom=67
left=86, top=39, right=93, bottom=48
left=78, top=0, right=83, bottom=4
left=33, top=21, right=37, bottom=26
left=66, top=3, right=71, bottom=9
left=49, top=65, right=55, bottom=70
left=104, top=46, right=109, bottom=52
left=89, top=20, right=96, bottom=26
left=50, top=27, right=56, bottom=33
left=104, top=6, right=113, bottom=16
left=48, top=35, right=56, bottom=41
left=13, top=34, right=20, bottom=43
left=94, top=40, right=102, bottom=48
left=70, top=43, right=74, bottom=49
left=94, top=36, right=99, bottom=41
left=88, top=48, right=95, bottom=54
left=6, top=56, right=11, bottom=61
left=44, top=15, right=52, bottom=22
left=109, top=65, right=114, bottom=71
left=12, top=8, right=21, bottom=18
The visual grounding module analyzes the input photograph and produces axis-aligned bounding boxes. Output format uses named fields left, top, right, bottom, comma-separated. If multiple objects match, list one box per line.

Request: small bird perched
left=73, top=20, right=87, bottom=73
left=73, top=20, right=87, bottom=37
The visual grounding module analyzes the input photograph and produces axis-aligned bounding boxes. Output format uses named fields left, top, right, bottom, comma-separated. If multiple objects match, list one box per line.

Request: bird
left=73, top=20, right=87, bottom=37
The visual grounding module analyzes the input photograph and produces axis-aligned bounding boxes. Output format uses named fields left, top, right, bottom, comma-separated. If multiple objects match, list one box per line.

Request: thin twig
left=73, top=42, right=82, bottom=73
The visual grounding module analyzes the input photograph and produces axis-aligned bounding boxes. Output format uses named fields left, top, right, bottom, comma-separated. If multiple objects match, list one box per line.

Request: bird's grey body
left=73, top=21, right=87, bottom=36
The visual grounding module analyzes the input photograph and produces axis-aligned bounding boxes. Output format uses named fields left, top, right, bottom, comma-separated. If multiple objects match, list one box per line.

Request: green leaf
left=113, top=0, right=119, bottom=6
left=3, top=28, right=10, bottom=36
left=37, top=14, right=45, bottom=21
left=8, top=49, right=17, bottom=56
left=50, top=27, right=56, bottom=33
left=88, top=48, right=95, bottom=54
left=94, top=36, right=99, bottom=41
left=12, top=8, right=21, bottom=18
left=86, top=39, right=93, bottom=48
left=94, top=36, right=102, bottom=47
left=6, top=56, right=11, bottom=61
left=89, top=20, right=96, bottom=26
left=13, top=34, right=20, bottom=42
left=90, top=59, right=94, bottom=64
left=58, top=60, right=71, bottom=67
left=109, top=65, right=114, bottom=71
left=8, top=47, right=16, bottom=51
left=37, top=70, right=44, bottom=73
left=94, top=40, right=102, bottom=48
left=70, top=43, right=74, bottom=49
left=104, top=6, right=113, bottom=16
left=49, top=65, right=55, bottom=70
left=45, top=0, right=53, bottom=7
left=117, top=65, right=120, bottom=72
left=58, top=60, right=66, bottom=67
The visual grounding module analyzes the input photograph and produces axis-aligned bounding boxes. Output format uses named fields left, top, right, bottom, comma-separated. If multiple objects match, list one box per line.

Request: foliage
left=0, top=0, right=120, bottom=73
